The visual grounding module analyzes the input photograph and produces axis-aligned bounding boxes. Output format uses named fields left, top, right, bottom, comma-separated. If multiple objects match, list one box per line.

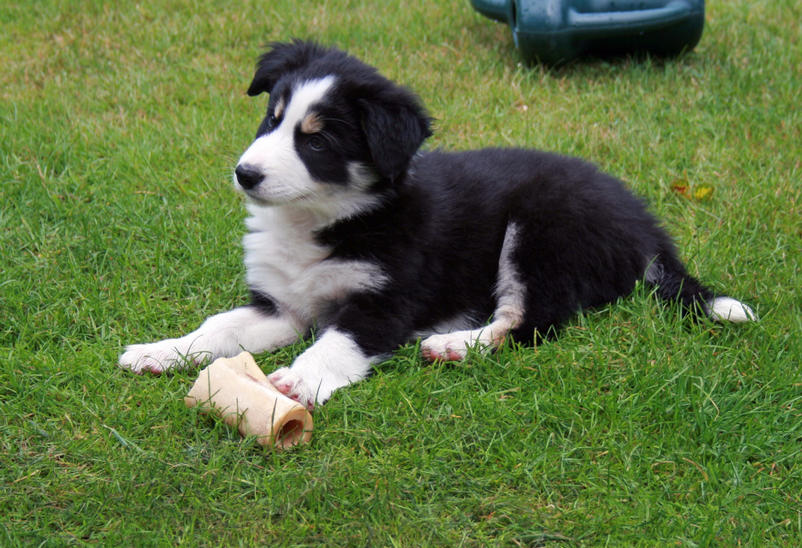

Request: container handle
left=567, top=1, right=694, bottom=34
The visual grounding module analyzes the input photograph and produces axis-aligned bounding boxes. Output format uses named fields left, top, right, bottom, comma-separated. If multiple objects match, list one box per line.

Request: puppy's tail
left=646, top=245, right=756, bottom=323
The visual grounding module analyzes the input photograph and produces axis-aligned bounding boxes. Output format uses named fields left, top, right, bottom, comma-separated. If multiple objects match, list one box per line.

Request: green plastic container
left=470, top=0, right=705, bottom=65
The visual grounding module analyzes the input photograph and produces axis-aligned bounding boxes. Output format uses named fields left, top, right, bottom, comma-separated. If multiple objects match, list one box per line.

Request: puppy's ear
left=358, top=89, right=432, bottom=182
left=247, top=39, right=329, bottom=96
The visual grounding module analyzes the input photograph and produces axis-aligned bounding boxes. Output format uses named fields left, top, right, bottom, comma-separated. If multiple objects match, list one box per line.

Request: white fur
left=235, top=77, right=336, bottom=205
left=421, top=222, right=526, bottom=361
left=420, top=329, right=495, bottom=361
left=118, top=307, right=304, bottom=373
left=493, top=221, right=527, bottom=326
left=268, top=329, right=376, bottom=409
left=119, top=200, right=389, bottom=374
left=707, top=296, right=756, bottom=323
left=243, top=202, right=388, bottom=323
left=239, top=165, right=383, bottom=223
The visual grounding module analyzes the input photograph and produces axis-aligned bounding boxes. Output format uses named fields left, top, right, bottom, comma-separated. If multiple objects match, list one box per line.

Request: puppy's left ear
left=247, top=39, right=330, bottom=96
left=358, top=89, right=432, bottom=182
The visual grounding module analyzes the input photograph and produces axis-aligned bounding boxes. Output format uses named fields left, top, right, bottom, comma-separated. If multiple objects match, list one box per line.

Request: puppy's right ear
left=247, top=39, right=329, bottom=96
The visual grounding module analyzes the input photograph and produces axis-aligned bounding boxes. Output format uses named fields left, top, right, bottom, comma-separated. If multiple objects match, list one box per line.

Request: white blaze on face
left=236, top=76, right=336, bottom=204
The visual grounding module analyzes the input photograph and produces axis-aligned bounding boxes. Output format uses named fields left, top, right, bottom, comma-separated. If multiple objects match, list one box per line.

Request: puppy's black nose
left=235, top=164, right=263, bottom=190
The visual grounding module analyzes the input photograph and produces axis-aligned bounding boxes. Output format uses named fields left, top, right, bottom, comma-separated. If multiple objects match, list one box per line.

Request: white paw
left=268, top=367, right=322, bottom=411
left=266, top=330, right=373, bottom=409
left=118, top=339, right=207, bottom=374
left=421, top=333, right=472, bottom=362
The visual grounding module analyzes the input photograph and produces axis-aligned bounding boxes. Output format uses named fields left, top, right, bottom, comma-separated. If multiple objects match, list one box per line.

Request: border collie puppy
left=119, top=40, right=755, bottom=409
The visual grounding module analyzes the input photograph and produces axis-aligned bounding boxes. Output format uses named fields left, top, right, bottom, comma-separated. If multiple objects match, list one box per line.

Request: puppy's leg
left=119, top=306, right=305, bottom=374
left=268, top=329, right=377, bottom=410
left=420, top=310, right=521, bottom=362
left=267, top=291, right=412, bottom=409
left=422, top=221, right=527, bottom=362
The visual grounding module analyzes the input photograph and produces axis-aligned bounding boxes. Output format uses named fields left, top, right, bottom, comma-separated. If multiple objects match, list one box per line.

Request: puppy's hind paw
left=420, top=333, right=470, bottom=362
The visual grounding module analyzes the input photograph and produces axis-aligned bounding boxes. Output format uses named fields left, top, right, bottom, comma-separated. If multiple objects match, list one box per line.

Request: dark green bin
left=470, top=0, right=705, bottom=65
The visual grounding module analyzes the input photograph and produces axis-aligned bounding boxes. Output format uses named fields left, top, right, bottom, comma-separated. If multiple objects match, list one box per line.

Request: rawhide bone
left=184, top=351, right=313, bottom=449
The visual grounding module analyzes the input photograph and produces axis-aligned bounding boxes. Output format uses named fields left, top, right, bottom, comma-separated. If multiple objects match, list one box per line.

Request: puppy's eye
left=307, top=135, right=327, bottom=152
left=266, top=114, right=278, bottom=129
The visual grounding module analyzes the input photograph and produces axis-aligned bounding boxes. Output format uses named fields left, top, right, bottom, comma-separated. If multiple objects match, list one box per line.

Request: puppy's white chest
left=242, top=205, right=386, bottom=321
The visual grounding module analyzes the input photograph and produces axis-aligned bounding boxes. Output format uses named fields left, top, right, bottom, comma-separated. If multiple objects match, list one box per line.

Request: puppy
left=120, top=40, right=754, bottom=409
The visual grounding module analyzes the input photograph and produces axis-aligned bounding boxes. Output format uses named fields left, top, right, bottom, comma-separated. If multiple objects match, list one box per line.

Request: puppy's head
left=234, top=40, right=431, bottom=214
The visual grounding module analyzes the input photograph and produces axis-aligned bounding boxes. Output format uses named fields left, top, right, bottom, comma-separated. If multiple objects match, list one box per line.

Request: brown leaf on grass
left=671, top=180, right=690, bottom=198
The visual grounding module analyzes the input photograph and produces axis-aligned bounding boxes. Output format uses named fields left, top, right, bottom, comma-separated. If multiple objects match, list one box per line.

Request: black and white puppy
left=120, top=40, right=754, bottom=409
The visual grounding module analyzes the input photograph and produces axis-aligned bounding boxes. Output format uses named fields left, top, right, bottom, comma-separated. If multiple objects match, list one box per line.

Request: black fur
left=249, top=288, right=278, bottom=316
left=243, top=40, right=737, bottom=356
left=315, top=147, right=713, bottom=351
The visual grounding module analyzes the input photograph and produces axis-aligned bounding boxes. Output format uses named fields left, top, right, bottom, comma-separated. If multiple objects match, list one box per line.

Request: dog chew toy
left=470, top=0, right=705, bottom=65
left=184, top=351, right=313, bottom=449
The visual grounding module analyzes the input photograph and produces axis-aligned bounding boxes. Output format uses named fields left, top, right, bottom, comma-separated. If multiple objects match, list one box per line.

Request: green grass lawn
left=2, top=0, right=801, bottom=545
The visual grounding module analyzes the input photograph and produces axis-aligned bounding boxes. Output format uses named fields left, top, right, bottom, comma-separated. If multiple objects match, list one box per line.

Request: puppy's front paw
left=267, top=330, right=374, bottom=409
left=118, top=339, right=204, bottom=374
left=268, top=367, right=318, bottom=411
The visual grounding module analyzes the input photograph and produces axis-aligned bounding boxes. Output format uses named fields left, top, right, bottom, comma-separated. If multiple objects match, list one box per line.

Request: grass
left=1, top=0, right=801, bottom=545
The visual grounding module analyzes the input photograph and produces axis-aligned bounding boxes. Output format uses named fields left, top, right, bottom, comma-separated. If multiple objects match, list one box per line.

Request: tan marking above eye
left=274, top=97, right=286, bottom=119
left=300, top=112, right=323, bottom=134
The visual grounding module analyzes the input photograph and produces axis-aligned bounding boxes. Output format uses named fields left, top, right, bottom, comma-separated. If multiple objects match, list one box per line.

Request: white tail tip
left=708, top=297, right=757, bottom=323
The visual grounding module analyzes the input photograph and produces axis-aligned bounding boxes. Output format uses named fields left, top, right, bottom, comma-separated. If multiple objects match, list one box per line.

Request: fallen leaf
left=693, top=185, right=714, bottom=201
left=671, top=180, right=690, bottom=197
